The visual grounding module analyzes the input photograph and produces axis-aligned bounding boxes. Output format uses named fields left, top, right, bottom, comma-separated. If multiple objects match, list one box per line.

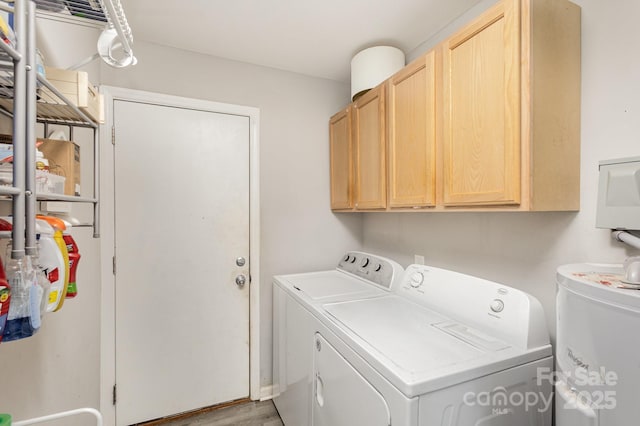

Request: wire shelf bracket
left=34, top=0, right=136, bottom=69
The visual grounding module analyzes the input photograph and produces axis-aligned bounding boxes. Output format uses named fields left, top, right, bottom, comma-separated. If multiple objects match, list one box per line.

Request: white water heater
left=555, top=155, right=640, bottom=425
left=555, top=263, right=640, bottom=425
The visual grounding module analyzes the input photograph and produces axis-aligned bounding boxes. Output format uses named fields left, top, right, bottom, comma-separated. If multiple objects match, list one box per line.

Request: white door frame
left=99, top=86, right=261, bottom=426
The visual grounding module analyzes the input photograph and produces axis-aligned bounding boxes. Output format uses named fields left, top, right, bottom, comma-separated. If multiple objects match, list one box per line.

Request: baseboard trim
left=259, top=385, right=275, bottom=401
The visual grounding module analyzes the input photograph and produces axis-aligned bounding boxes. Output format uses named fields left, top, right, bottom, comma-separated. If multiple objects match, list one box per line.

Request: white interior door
left=113, top=99, right=250, bottom=425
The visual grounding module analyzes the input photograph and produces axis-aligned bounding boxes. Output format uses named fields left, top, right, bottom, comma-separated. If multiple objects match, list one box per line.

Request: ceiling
left=119, top=0, right=483, bottom=83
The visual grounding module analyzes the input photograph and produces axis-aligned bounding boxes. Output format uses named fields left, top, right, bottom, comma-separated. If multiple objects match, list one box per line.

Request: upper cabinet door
left=354, top=85, right=387, bottom=210
left=329, top=107, right=353, bottom=210
left=443, top=0, right=521, bottom=206
left=387, top=51, right=437, bottom=208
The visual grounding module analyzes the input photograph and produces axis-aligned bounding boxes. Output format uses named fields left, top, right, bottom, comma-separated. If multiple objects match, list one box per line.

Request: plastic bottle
left=0, top=217, right=37, bottom=341
left=35, top=149, right=49, bottom=171
left=2, top=248, right=36, bottom=341
left=61, top=219, right=80, bottom=299
left=35, top=219, right=66, bottom=313
left=0, top=414, right=11, bottom=425
left=33, top=234, right=51, bottom=316
left=37, top=216, right=69, bottom=312
left=22, top=253, right=42, bottom=331
left=0, top=257, right=10, bottom=344
left=0, top=218, right=10, bottom=343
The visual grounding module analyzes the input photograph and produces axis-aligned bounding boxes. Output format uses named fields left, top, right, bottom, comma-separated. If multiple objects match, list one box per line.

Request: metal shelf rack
left=0, top=0, right=100, bottom=255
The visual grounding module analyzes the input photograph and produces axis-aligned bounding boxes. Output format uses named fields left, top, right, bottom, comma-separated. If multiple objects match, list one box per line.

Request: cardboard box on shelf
left=0, top=135, right=80, bottom=196
left=37, top=138, right=80, bottom=196
left=41, top=67, right=104, bottom=123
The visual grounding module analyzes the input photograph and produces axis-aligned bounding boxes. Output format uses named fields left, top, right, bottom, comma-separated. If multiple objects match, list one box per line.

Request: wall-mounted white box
left=597, top=156, right=640, bottom=230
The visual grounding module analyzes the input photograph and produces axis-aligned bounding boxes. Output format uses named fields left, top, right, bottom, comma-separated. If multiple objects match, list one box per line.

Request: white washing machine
left=555, top=263, right=640, bottom=425
left=273, top=257, right=553, bottom=426
left=272, top=251, right=404, bottom=426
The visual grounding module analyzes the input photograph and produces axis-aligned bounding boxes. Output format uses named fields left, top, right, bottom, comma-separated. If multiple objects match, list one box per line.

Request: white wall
left=99, top=41, right=363, bottom=391
left=362, top=0, right=640, bottom=342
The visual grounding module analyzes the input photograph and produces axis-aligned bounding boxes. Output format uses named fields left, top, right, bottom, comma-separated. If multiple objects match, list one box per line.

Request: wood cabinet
left=329, top=107, right=353, bottom=210
left=442, top=0, right=521, bottom=206
left=387, top=51, right=437, bottom=208
left=353, top=85, right=386, bottom=210
left=442, top=0, right=580, bottom=210
left=329, top=0, right=581, bottom=212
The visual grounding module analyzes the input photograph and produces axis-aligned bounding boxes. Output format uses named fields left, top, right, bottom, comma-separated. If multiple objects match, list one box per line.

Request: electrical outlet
left=414, top=255, right=425, bottom=265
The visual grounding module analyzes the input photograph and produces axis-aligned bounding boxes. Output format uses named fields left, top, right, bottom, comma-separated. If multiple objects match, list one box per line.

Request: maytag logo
left=568, top=348, right=589, bottom=370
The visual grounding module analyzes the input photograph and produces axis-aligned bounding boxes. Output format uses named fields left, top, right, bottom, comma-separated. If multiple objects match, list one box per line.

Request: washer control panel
left=337, top=252, right=403, bottom=289
left=396, top=264, right=548, bottom=349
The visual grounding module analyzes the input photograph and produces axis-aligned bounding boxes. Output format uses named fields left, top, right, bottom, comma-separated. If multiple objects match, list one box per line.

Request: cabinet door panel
left=388, top=52, right=436, bottom=208
left=354, top=86, right=386, bottom=209
left=329, top=108, right=353, bottom=210
left=443, top=0, right=521, bottom=206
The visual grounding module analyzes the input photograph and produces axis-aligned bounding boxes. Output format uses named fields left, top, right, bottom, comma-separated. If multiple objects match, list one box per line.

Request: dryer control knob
left=361, top=258, right=370, bottom=268
left=490, top=299, right=505, bottom=313
left=410, top=272, right=424, bottom=288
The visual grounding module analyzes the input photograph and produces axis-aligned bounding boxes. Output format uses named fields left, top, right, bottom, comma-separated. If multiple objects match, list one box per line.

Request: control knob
left=409, top=271, right=424, bottom=288
left=490, top=299, right=504, bottom=313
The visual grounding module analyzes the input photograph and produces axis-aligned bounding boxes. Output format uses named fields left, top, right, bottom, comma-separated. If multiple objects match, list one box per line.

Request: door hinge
left=112, top=256, right=116, bottom=275
left=112, top=384, right=117, bottom=405
left=111, top=126, right=116, bottom=145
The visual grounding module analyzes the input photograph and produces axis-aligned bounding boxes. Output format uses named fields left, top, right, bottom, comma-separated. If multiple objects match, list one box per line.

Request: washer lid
left=274, top=270, right=387, bottom=302
left=557, top=263, right=640, bottom=310
left=323, top=295, right=544, bottom=396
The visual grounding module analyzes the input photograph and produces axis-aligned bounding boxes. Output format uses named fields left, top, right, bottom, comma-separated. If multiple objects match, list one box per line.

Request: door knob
left=235, top=275, right=247, bottom=287
left=236, top=257, right=246, bottom=267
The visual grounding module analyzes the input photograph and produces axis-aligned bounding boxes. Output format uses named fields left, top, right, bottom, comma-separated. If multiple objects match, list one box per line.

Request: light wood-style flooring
left=137, top=400, right=283, bottom=426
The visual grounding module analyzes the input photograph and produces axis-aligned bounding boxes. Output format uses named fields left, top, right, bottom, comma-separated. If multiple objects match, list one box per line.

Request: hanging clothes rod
left=34, top=0, right=136, bottom=68
left=97, top=0, right=136, bottom=67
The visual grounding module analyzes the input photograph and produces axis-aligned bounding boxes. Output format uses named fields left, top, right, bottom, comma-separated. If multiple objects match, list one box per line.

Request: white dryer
left=272, top=251, right=404, bottom=426
left=556, top=263, right=640, bottom=425
left=274, top=257, right=553, bottom=426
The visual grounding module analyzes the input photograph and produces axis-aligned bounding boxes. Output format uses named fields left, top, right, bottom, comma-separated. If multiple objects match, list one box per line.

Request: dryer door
left=313, top=333, right=390, bottom=426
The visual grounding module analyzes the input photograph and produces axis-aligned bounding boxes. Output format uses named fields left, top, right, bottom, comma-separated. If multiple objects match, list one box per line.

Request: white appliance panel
left=396, top=265, right=549, bottom=350
left=324, top=296, right=484, bottom=374
left=279, top=270, right=386, bottom=301
left=272, top=285, right=314, bottom=426
left=556, top=264, right=640, bottom=425
left=313, top=333, right=390, bottom=426
left=419, top=358, right=553, bottom=426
